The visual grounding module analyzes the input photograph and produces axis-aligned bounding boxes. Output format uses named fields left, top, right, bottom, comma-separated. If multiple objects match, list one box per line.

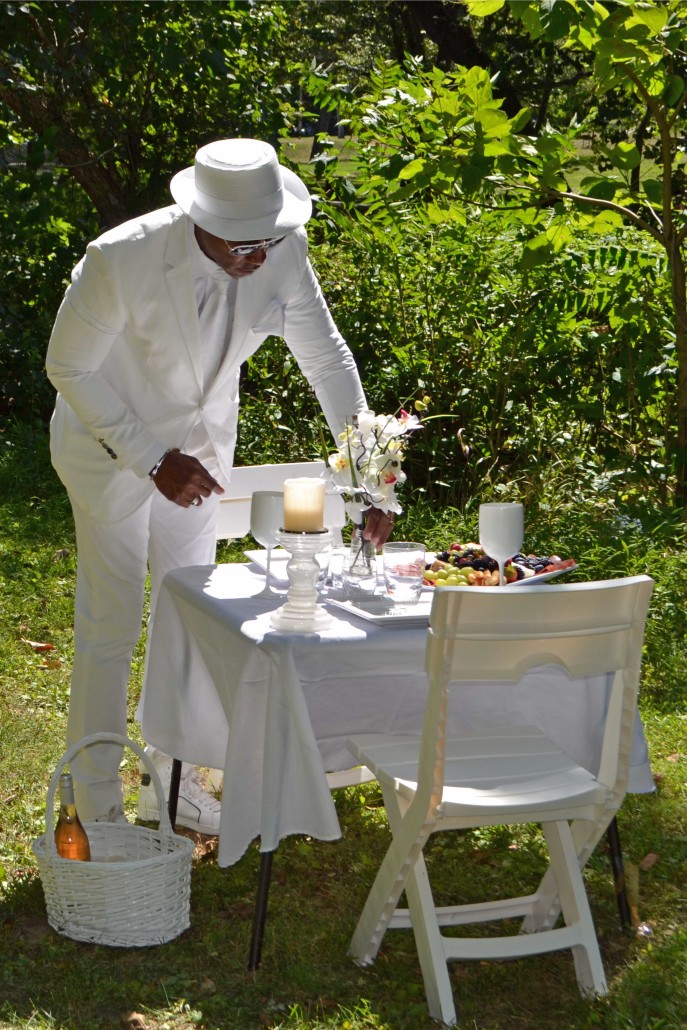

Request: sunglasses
left=225, top=236, right=286, bottom=257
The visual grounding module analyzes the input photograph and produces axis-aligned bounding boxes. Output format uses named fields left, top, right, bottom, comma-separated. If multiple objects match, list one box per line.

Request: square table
left=139, top=563, right=654, bottom=956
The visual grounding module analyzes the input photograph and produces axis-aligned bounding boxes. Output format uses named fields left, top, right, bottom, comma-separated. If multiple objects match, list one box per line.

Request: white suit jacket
left=46, top=206, right=366, bottom=522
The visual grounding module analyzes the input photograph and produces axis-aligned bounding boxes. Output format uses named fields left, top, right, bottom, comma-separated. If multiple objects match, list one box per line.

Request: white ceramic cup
left=382, top=541, right=426, bottom=605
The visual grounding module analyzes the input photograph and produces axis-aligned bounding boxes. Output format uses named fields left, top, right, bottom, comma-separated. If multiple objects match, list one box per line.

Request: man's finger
left=363, top=509, right=395, bottom=546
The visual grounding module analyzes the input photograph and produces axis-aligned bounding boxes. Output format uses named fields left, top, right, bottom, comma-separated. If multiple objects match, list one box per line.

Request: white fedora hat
left=170, top=138, right=312, bottom=240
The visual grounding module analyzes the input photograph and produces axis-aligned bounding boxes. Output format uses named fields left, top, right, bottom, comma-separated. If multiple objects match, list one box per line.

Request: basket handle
left=44, top=732, right=173, bottom=857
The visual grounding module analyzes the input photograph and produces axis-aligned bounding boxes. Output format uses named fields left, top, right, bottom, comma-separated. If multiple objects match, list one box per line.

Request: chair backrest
left=421, top=577, right=654, bottom=808
left=216, top=461, right=327, bottom=540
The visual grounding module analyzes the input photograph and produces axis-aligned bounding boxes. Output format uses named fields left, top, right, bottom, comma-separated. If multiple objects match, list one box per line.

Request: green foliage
left=0, top=164, right=98, bottom=423
left=235, top=338, right=329, bottom=466
left=307, top=173, right=674, bottom=510
left=0, top=1, right=296, bottom=219
left=3, top=0, right=686, bottom=504
left=302, top=9, right=687, bottom=498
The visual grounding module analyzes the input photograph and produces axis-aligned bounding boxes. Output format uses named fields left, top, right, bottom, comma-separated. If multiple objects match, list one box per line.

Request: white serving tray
left=327, top=594, right=433, bottom=627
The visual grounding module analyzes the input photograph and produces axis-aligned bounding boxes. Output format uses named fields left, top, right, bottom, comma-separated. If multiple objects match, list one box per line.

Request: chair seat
left=349, top=724, right=606, bottom=818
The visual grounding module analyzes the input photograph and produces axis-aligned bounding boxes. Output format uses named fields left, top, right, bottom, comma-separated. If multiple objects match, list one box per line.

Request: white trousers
left=67, top=489, right=220, bottom=819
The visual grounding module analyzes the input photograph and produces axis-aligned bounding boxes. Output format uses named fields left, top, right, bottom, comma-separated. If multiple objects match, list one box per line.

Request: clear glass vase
left=342, top=524, right=378, bottom=599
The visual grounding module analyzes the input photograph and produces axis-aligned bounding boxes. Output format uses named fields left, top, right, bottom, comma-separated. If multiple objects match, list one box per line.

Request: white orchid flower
left=326, top=406, right=421, bottom=524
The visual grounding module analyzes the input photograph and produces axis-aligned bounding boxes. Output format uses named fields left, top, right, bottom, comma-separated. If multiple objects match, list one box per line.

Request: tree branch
left=507, top=180, right=664, bottom=243
left=667, top=86, right=687, bottom=131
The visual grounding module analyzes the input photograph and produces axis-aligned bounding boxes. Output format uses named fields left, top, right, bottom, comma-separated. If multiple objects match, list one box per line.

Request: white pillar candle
left=283, top=478, right=326, bottom=532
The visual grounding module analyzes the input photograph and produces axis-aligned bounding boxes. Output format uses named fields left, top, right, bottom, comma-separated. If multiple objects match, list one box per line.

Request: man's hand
left=363, top=507, right=395, bottom=547
left=151, top=449, right=224, bottom=507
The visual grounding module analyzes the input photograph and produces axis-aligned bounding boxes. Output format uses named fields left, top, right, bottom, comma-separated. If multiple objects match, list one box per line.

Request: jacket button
left=98, top=438, right=118, bottom=460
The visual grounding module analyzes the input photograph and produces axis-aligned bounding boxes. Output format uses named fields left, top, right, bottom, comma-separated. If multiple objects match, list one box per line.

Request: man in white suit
left=46, top=138, right=373, bottom=829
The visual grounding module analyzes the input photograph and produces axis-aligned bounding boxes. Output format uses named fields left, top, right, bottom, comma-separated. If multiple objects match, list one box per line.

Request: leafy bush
left=306, top=207, right=673, bottom=513
left=298, top=50, right=682, bottom=508
left=0, top=163, right=97, bottom=425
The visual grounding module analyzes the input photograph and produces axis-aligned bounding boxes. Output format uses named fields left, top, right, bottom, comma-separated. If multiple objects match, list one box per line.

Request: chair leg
left=403, top=851, right=458, bottom=1027
left=606, top=817, right=632, bottom=929
left=542, top=820, right=607, bottom=996
left=349, top=834, right=417, bottom=965
left=349, top=792, right=433, bottom=966
left=248, top=850, right=274, bottom=971
left=524, top=816, right=631, bottom=935
left=523, top=817, right=610, bottom=934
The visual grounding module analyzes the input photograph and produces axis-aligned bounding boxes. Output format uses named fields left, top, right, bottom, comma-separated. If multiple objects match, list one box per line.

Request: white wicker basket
left=32, top=732, right=194, bottom=947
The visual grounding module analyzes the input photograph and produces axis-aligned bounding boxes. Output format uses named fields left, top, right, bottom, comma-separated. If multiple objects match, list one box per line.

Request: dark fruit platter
left=424, top=543, right=577, bottom=588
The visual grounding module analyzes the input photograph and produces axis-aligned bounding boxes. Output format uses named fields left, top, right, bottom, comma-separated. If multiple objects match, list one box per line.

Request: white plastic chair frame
left=347, top=576, right=654, bottom=1027
left=216, top=460, right=329, bottom=541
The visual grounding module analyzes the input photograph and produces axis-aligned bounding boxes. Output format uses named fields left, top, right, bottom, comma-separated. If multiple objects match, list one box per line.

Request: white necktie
left=198, top=274, right=236, bottom=390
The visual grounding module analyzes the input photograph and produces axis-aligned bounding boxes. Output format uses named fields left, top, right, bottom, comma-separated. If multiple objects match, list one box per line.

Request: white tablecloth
left=139, top=564, right=654, bottom=866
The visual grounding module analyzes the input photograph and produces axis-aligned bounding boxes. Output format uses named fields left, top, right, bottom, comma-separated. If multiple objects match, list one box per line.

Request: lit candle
left=283, top=478, right=326, bottom=532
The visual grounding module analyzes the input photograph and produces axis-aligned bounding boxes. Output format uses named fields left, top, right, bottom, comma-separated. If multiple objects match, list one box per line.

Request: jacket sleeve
left=282, top=256, right=367, bottom=441
left=45, top=243, right=166, bottom=478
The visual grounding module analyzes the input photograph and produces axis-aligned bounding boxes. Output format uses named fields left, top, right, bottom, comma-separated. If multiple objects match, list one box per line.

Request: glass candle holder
left=270, top=528, right=333, bottom=631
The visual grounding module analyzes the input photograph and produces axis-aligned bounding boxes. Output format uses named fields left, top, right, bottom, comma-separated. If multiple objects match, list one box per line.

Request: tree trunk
left=392, top=0, right=526, bottom=119
left=630, top=106, right=652, bottom=195
left=0, top=79, right=131, bottom=229
left=533, top=44, right=556, bottom=134
left=309, top=109, right=333, bottom=161
left=668, top=241, right=687, bottom=503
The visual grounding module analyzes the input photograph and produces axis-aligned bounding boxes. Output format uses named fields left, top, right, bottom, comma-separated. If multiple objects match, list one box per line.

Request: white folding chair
left=347, top=576, right=654, bottom=1027
left=216, top=460, right=329, bottom=541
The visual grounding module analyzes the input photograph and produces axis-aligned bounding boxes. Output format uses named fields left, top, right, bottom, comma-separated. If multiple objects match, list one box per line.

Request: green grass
left=282, top=136, right=358, bottom=176
left=564, top=142, right=661, bottom=196
left=1, top=424, right=686, bottom=1030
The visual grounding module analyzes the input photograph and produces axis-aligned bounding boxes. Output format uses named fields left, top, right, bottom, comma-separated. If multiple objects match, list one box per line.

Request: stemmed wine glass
left=479, top=503, right=524, bottom=587
left=250, top=490, right=284, bottom=598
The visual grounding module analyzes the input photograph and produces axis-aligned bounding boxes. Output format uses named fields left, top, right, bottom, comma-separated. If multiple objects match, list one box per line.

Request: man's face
left=194, top=225, right=270, bottom=279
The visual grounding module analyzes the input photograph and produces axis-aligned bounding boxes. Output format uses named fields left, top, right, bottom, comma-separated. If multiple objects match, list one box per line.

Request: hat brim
left=170, top=163, right=312, bottom=241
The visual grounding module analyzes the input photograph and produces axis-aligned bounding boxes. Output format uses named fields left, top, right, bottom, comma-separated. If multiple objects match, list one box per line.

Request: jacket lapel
left=163, top=217, right=204, bottom=389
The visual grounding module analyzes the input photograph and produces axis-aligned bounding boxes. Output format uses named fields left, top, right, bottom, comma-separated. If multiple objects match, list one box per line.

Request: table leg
left=167, top=758, right=182, bottom=830
left=606, top=816, right=632, bottom=929
left=248, top=850, right=274, bottom=970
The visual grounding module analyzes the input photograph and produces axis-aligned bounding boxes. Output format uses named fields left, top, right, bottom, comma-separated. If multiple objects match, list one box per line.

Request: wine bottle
left=55, top=772, right=91, bottom=861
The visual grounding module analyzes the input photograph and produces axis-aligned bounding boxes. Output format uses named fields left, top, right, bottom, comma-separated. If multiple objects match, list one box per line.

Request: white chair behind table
left=212, top=461, right=373, bottom=792
left=347, top=576, right=654, bottom=1027
left=216, top=460, right=328, bottom=541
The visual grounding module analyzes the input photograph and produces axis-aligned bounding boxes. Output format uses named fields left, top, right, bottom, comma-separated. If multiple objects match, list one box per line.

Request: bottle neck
left=58, top=774, right=77, bottom=812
